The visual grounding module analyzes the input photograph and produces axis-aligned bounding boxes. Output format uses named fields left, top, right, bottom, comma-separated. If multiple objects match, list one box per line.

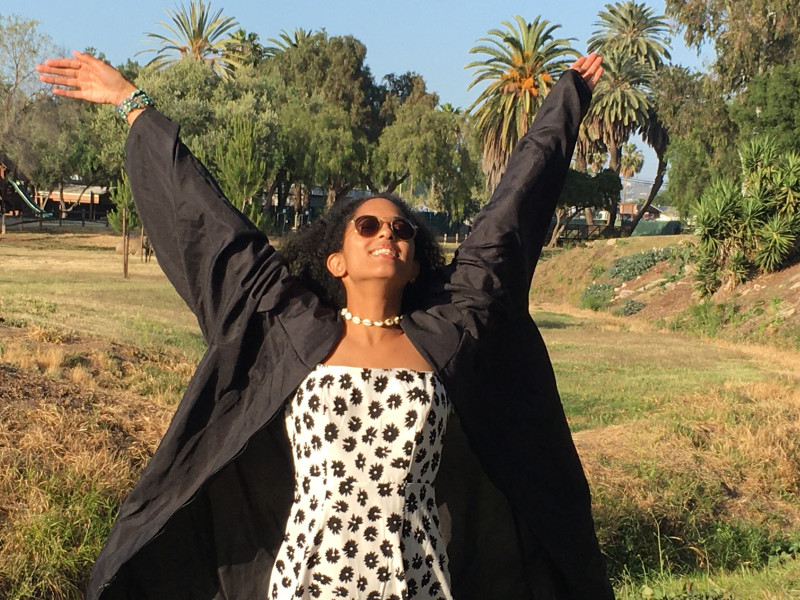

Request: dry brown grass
left=0, top=324, right=196, bottom=406
left=0, top=362, right=172, bottom=598
left=577, top=377, right=800, bottom=576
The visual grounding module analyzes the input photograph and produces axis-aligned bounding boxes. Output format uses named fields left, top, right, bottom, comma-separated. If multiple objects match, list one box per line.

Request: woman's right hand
left=36, top=50, right=137, bottom=108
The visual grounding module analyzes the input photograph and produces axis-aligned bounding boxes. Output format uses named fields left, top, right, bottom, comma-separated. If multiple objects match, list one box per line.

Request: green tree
left=731, top=62, right=800, bottom=153
left=265, top=30, right=381, bottom=206
left=139, top=0, right=240, bottom=78
left=368, top=78, right=444, bottom=192
left=107, top=171, right=140, bottom=234
left=629, top=106, right=667, bottom=232
left=227, top=29, right=267, bottom=67
left=466, top=15, right=577, bottom=190
left=134, top=58, right=221, bottom=157
left=548, top=168, right=621, bottom=246
left=665, top=0, right=800, bottom=90
left=663, top=72, right=739, bottom=218
left=0, top=14, right=54, bottom=153
left=214, top=116, right=267, bottom=227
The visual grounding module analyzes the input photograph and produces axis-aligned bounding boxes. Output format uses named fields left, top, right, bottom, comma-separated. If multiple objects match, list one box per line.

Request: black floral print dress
left=268, top=364, right=453, bottom=600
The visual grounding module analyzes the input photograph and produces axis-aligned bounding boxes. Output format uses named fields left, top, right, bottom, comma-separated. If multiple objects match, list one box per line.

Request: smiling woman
left=36, top=50, right=613, bottom=600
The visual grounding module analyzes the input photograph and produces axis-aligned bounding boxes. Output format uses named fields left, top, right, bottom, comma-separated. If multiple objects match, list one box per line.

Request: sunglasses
left=350, top=215, right=417, bottom=241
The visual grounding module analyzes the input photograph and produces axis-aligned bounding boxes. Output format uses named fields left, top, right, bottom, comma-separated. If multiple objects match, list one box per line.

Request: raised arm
left=37, top=52, right=288, bottom=341
left=446, top=55, right=602, bottom=319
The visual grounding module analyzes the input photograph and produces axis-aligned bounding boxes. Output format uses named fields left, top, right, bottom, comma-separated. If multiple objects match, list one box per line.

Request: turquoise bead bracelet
left=115, top=89, right=154, bottom=119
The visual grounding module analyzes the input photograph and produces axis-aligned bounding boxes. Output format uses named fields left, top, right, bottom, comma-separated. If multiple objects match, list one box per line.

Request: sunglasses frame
left=350, top=215, right=417, bottom=241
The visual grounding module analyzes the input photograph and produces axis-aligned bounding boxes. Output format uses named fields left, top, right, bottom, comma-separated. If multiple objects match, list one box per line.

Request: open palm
left=36, top=50, right=136, bottom=106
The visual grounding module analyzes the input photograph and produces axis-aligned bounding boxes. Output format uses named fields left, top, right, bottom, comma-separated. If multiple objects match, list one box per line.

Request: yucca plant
left=693, top=252, right=721, bottom=297
left=774, top=151, right=800, bottom=216
left=754, top=213, right=797, bottom=272
left=694, top=136, right=800, bottom=295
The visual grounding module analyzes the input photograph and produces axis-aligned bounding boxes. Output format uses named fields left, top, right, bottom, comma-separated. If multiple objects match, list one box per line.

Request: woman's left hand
left=36, top=50, right=137, bottom=107
left=569, top=53, right=604, bottom=92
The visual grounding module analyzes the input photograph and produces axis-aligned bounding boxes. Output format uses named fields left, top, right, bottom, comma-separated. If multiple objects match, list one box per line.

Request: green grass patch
left=535, top=311, right=768, bottom=430
left=0, top=467, right=119, bottom=600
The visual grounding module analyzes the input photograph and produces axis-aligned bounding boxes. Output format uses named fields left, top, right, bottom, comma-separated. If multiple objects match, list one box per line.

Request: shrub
left=608, top=248, right=673, bottom=282
left=693, top=138, right=800, bottom=296
left=580, top=283, right=615, bottom=311
left=614, top=299, right=646, bottom=316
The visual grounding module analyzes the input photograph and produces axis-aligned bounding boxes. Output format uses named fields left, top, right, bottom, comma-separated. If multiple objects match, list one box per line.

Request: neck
left=343, top=284, right=403, bottom=324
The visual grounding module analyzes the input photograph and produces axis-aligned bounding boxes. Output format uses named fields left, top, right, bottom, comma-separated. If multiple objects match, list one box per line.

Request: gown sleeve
left=445, top=69, right=591, bottom=320
left=124, top=109, right=291, bottom=342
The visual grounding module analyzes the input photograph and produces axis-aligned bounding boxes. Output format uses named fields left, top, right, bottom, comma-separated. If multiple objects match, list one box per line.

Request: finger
left=38, top=58, right=81, bottom=70
left=590, top=66, right=604, bottom=87
left=586, top=53, right=603, bottom=72
left=38, top=74, right=81, bottom=87
left=37, top=67, right=80, bottom=79
left=570, top=56, right=586, bottom=70
left=51, top=87, right=82, bottom=98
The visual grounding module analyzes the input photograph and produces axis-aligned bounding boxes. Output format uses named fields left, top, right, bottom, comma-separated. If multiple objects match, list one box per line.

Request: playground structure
left=5, top=179, right=53, bottom=218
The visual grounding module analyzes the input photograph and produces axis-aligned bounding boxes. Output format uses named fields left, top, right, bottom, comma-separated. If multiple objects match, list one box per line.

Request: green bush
left=669, top=302, right=741, bottom=337
left=608, top=248, right=673, bottom=282
left=614, top=299, right=646, bottom=316
left=580, top=283, right=615, bottom=311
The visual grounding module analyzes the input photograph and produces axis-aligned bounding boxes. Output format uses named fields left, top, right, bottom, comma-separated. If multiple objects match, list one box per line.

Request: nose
left=377, top=219, right=394, bottom=239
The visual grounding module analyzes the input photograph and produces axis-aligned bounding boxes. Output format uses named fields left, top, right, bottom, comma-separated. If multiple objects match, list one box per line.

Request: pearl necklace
left=340, top=308, right=403, bottom=327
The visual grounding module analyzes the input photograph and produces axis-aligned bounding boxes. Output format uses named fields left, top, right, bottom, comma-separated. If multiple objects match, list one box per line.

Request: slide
left=7, top=179, right=53, bottom=217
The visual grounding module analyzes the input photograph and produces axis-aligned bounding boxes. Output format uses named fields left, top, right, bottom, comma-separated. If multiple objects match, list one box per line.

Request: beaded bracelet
left=115, top=89, right=154, bottom=119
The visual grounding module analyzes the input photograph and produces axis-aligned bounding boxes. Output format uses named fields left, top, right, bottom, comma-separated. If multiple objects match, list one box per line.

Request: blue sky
left=21, top=0, right=712, bottom=181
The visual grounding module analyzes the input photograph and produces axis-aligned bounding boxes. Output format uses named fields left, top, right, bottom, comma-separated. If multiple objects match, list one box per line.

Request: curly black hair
left=279, top=194, right=444, bottom=312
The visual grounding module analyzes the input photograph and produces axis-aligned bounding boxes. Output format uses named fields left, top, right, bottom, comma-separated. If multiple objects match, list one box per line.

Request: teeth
left=371, top=248, right=396, bottom=257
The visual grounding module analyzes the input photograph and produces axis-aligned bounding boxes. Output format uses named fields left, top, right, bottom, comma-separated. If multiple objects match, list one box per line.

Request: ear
left=326, top=252, right=346, bottom=278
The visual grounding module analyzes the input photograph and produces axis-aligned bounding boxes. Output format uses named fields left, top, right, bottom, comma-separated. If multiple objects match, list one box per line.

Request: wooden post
left=122, top=206, right=129, bottom=279
left=140, top=226, right=146, bottom=262
left=81, top=208, right=86, bottom=227
left=1, top=212, right=5, bottom=235
left=90, top=191, right=95, bottom=221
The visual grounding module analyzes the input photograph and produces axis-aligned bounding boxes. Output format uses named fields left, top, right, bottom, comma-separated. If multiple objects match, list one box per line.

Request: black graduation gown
left=88, top=69, right=614, bottom=600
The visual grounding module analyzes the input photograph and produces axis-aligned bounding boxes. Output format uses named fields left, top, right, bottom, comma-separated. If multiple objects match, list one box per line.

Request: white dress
left=268, top=364, right=453, bottom=600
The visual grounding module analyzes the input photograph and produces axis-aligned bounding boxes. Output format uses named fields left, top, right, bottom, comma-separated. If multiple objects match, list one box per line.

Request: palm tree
left=586, top=1, right=671, bottom=235
left=619, top=142, right=643, bottom=179
left=139, top=0, right=239, bottom=78
left=584, top=51, right=650, bottom=232
left=228, top=29, right=266, bottom=67
left=466, top=15, right=578, bottom=190
left=587, top=1, right=671, bottom=69
left=586, top=52, right=650, bottom=172
left=266, top=28, right=314, bottom=55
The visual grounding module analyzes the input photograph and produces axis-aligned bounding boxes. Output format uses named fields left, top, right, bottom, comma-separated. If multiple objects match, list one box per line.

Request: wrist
left=116, top=89, right=155, bottom=122
left=112, top=83, right=138, bottom=107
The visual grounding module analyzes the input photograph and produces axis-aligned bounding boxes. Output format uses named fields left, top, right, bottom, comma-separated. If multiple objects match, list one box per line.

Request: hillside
left=530, top=235, right=800, bottom=351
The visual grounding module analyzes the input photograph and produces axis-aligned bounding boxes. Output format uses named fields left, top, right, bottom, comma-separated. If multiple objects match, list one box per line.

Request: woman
left=38, top=52, right=611, bottom=599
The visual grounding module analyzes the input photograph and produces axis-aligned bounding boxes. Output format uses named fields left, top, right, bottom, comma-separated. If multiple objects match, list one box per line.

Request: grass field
left=2, top=227, right=800, bottom=599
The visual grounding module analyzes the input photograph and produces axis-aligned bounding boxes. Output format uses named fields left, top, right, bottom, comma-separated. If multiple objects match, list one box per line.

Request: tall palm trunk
left=604, top=139, right=622, bottom=236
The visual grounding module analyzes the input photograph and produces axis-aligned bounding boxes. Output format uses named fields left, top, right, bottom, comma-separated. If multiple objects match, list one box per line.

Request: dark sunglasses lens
left=391, top=218, right=416, bottom=240
left=354, top=215, right=381, bottom=237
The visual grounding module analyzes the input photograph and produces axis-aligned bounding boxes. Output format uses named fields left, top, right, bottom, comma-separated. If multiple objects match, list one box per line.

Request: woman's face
left=327, top=197, right=419, bottom=293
